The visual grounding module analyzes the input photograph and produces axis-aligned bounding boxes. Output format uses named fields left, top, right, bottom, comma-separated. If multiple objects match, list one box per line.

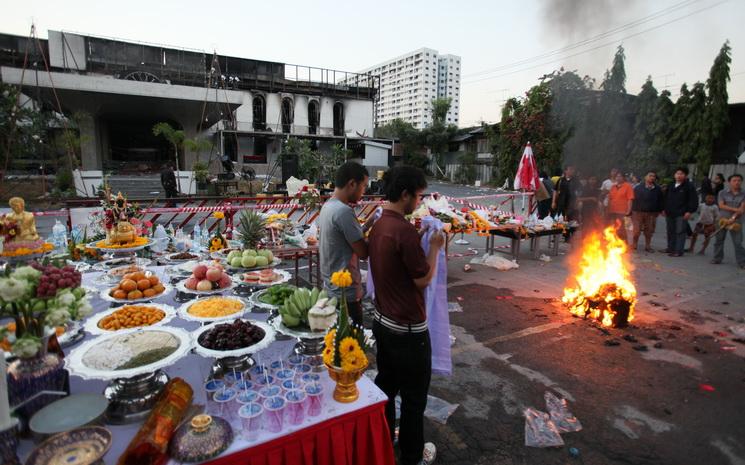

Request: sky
left=2, top=0, right=743, bottom=128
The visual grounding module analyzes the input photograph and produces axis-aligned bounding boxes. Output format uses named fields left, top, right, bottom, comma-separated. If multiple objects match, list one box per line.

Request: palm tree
left=152, top=122, right=185, bottom=193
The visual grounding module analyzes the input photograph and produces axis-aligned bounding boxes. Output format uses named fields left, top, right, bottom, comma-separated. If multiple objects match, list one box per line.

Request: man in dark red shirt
left=369, top=166, right=444, bottom=465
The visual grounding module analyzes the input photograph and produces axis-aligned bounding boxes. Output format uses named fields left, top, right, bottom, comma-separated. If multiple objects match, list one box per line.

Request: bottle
left=52, top=220, right=67, bottom=253
left=201, top=227, right=209, bottom=247
left=192, top=223, right=202, bottom=252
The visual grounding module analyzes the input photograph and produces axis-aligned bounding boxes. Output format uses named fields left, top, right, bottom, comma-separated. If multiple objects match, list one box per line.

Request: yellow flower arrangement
left=212, top=211, right=225, bottom=220
left=330, top=270, right=352, bottom=288
left=341, top=350, right=367, bottom=372
left=322, top=344, right=335, bottom=366
left=339, top=336, right=360, bottom=356
left=95, top=236, right=149, bottom=249
left=0, top=242, right=54, bottom=257
left=209, top=237, right=226, bottom=252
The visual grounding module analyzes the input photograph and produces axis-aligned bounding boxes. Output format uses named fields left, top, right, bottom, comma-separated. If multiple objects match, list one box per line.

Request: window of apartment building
left=281, top=97, right=294, bottom=134
left=252, top=95, right=266, bottom=131
left=333, top=102, right=345, bottom=136
left=308, top=100, right=320, bottom=135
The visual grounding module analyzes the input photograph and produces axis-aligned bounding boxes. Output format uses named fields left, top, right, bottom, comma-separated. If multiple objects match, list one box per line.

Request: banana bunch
left=280, top=287, right=336, bottom=328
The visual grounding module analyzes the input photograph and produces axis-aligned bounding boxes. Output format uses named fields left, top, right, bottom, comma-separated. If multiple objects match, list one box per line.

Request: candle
left=0, top=350, right=11, bottom=430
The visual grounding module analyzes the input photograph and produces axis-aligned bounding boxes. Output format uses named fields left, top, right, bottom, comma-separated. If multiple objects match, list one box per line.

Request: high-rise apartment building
left=356, top=48, right=461, bottom=129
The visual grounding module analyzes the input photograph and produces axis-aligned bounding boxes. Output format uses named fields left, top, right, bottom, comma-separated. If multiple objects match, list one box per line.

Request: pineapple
left=237, top=210, right=267, bottom=249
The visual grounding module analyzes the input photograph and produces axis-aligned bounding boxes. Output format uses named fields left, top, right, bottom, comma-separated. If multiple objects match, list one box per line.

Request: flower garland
left=209, top=211, right=227, bottom=252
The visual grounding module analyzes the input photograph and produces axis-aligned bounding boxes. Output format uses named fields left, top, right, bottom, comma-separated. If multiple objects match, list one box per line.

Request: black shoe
left=710, top=259, right=722, bottom=264
left=660, top=249, right=672, bottom=254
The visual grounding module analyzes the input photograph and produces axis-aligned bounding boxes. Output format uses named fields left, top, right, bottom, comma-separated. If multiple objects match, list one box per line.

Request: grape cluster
left=30, top=263, right=82, bottom=298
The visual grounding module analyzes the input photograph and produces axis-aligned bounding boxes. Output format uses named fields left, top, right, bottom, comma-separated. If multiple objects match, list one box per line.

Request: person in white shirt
left=601, top=168, right=620, bottom=208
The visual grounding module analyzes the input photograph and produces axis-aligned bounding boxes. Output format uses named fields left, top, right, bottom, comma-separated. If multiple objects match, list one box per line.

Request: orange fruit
left=137, top=279, right=151, bottom=291
left=142, top=288, right=156, bottom=298
left=131, top=272, right=146, bottom=282
left=123, top=273, right=136, bottom=281
left=120, top=279, right=137, bottom=292
left=152, top=283, right=165, bottom=294
left=148, top=275, right=159, bottom=286
left=112, top=290, right=127, bottom=300
left=127, top=290, right=143, bottom=300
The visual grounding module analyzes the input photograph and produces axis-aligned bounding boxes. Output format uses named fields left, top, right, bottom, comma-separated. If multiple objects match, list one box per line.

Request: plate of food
left=101, top=271, right=171, bottom=303
left=193, top=318, right=274, bottom=359
left=25, top=426, right=112, bottom=465
left=86, top=237, right=153, bottom=253
left=248, top=284, right=296, bottom=311
left=94, top=257, right=152, bottom=272
left=240, top=269, right=291, bottom=287
left=271, top=286, right=338, bottom=337
left=164, top=251, right=203, bottom=263
left=65, top=327, right=192, bottom=380
left=176, top=263, right=235, bottom=295
left=221, top=249, right=281, bottom=270
left=84, top=303, right=176, bottom=336
left=178, top=296, right=248, bottom=322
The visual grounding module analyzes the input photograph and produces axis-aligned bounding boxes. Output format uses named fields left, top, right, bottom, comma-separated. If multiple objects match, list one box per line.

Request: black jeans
left=666, top=215, right=687, bottom=254
left=373, top=321, right=431, bottom=465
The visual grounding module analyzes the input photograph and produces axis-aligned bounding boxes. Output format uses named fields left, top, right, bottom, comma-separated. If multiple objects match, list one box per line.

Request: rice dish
left=82, top=331, right=179, bottom=371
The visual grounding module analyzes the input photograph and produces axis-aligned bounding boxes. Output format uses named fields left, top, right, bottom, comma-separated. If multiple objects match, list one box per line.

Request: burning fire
left=562, top=226, right=636, bottom=327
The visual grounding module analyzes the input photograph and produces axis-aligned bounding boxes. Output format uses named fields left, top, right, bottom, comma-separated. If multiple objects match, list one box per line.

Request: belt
left=373, top=310, right=428, bottom=334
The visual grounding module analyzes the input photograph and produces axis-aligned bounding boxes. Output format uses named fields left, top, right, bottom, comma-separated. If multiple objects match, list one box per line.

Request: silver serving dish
left=30, top=394, right=108, bottom=438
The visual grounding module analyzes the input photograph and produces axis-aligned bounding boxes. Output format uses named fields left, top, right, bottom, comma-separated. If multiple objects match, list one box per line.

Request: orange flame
left=562, top=226, right=636, bottom=327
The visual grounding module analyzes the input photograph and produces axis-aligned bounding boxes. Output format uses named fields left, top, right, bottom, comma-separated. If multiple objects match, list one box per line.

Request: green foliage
left=497, top=82, right=565, bottom=186
left=455, top=152, right=477, bottom=184
left=422, top=98, right=458, bottom=177
left=376, top=118, right=427, bottom=168
left=704, top=40, right=732, bottom=173
left=628, top=77, right=659, bottom=173
left=184, top=137, right=213, bottom=164
left=430, top=97, right=452, bottom=123
left=601, top=45, right=627, bottom=93
left=192, top=161, right=209, bottom=183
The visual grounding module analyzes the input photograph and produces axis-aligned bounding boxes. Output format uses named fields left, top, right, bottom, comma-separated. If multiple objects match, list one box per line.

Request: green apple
left=230, top=257, right=243, bottom=268
left=241, top=256, right=257, bottom=268
left=254, top=256, right=268, bottom=267
left=227, top=251, right=241, bottom=262
left=264, top=250, right=274, bottom=262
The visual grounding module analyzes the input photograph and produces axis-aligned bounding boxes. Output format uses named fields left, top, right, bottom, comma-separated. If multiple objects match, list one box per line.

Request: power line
left=463, top=0, right=702, bottom=78
left=463, top=0, right=729, bottom=86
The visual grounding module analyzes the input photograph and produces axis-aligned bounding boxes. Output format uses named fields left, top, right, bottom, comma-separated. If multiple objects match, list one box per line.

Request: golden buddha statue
left=6, top=197, right=40, bottom=242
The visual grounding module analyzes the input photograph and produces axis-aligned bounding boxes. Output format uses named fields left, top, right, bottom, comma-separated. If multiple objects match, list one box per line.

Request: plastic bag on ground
left=544, top=391, right=582, bottom=433
left=471, top=254, right=519, bottom=271
left=448, top=302, right=463, bottom=313
left=524, top=408, right=564, bottom=448
left=394, top=395, right=460, bottom=426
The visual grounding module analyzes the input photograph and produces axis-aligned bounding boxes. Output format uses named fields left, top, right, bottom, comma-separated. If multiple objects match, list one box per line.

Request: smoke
left=540, top=0, right=641, bottom=42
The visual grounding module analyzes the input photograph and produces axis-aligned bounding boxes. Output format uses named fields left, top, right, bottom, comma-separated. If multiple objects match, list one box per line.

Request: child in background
left=688, top=193, right=719, bottom=254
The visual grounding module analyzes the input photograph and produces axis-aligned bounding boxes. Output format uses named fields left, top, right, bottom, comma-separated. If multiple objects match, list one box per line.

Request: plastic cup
left=270, top=360, right=283, bottom=372
left=236, top=389, right=259, bottom=406
left=275, top=368, right=294, bottom=383
left=234, top=380, right=254, bottom=392
left=238, top=402, right=264, bottom=442
left=263, top=396, right=286, bottom=433
left=284, top=389, right=307, bottom=426
left=250, top=365, right=268, bottom=379
left=224, top=371, right=245, bottom=385
left=294, top=364, right=312, bottom=376
left=213, top=388, right=238, bottom=424
left=254, top=374, right=275, bottom=388
left=307, top=356, right=324, bottom=372
left=301, top=373, right=321, bottom=384
left=258, top=385, right=282, bottom=401
left=281, top=379, right=304, bottom=392
left=287, top=354, right=304, bottom=367
left=304, top=382, right=324, bottom=417
left=204, top=379, right=226, bottom=415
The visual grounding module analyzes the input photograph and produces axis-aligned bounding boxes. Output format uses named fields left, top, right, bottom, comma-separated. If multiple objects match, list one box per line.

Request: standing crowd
left=539, top=166, right=745, bottom=268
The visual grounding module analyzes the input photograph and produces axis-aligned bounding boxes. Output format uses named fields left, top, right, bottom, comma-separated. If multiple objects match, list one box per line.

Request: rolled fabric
left=420, top=216, right=452, bottom=376
left=117, top=378, right=194, bottom=465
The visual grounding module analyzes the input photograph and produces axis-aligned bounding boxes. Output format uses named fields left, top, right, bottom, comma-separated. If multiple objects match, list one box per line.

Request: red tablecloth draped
left=203, top=402, right=395, bottom=465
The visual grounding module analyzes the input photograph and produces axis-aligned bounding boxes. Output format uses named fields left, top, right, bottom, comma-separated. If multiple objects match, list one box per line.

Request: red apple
left=205, top=267, right=222, bottom=282
left=218, top=275, right=232, bottom=289
left=184, top=277, right=199, bottom=290
left=193, top=264, right=208, bottom=280
left=196, top=280, right=213, bottom=291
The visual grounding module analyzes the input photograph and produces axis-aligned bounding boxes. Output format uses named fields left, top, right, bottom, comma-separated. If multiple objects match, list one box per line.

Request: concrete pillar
left=319, top=98, right=334, bottom=136
left=265, top=93, right=281, bottom=132
left=78, top=113, right=101, bottom=170
left=294, top=96, right=309, bottom=134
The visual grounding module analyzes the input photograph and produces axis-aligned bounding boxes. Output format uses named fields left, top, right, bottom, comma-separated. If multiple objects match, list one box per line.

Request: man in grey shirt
left=712, top=173, right=745, bottom=268
left=318, top=162, right=371, bottom=325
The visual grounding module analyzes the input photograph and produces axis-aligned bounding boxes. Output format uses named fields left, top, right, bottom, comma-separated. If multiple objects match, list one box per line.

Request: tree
left=650, top=90, right=677, bottom=176
left=376, top=118, right=426, bottom=169
left=601, top=45, right=627, bottom=93
left=152, top=122, right=185, bottom=192
left=497, top=82, right=565, bottom=185
left=628, top=77, right=659, bottom=173
left=422, top=98, right=458, bottom=177
left=705, top=40, right=731, bottom=171
left=184, top=137, right=213, bottom=164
